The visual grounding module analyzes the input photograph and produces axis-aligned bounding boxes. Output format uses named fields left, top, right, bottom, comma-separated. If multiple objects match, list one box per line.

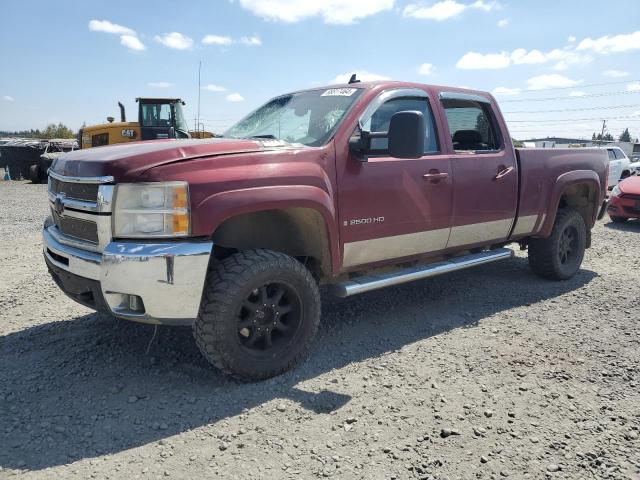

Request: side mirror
left=348, top=129, right=372, bottom=162
left=388, top=111, right=425, bottom=159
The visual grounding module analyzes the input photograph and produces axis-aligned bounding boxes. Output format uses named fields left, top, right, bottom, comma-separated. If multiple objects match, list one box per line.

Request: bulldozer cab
left=137, top=98, right=190, bottom=140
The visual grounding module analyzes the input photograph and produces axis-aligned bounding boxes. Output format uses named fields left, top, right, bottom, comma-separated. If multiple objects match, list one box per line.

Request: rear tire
left=528, top=208, right=586, bottom=280
left=194, top=249, right=320, bottom=381
left=610, top=216, right=628, bottom=223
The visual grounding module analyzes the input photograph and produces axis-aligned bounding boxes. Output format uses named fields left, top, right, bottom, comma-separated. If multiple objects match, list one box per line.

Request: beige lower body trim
left=342, top=228, right=450, bottom=268
left=446, top=218, right=513, bottom=248
left=343, top=217, right=518, bottom=268
left=511, top=214, right=539, bottom=236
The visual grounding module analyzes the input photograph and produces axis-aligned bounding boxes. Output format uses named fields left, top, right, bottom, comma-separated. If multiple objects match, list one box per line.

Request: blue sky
left=1, top=0, right=639, bottom=140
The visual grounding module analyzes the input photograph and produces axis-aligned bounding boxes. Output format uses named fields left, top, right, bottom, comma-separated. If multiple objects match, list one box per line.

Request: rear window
left=607, top=150, right=616, bottom=160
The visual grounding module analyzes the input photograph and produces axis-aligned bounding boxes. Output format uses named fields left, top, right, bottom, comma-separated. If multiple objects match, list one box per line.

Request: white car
left=629, top=156, right=640, bottom=176
left=605, top=147, right=632, bottom=189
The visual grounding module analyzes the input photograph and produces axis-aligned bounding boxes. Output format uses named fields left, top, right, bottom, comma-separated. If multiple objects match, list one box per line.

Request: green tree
left=42, top=122, right=76, bottom=139
left=619, top=128, right=631, bottom=142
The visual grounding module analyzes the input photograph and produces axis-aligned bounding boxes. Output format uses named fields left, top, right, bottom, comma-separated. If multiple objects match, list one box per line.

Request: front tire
left=528, top=208, right=587, bottom=280
left=194, top=249, right=320, bottom=381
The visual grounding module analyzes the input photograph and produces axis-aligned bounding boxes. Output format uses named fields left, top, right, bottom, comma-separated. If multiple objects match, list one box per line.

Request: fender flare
left=196, top=185, right=340, bottom=275
left=538, top=170, right=602, bottom=238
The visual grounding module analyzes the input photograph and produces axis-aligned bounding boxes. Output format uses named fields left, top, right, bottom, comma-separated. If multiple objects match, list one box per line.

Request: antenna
left=348, top=73, right=360, bottom=84
left=197, top=60, right=202, bottom=135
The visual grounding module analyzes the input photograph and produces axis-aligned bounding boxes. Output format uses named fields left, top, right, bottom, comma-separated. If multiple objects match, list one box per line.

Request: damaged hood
left=51, top=138, right=287, bottom=180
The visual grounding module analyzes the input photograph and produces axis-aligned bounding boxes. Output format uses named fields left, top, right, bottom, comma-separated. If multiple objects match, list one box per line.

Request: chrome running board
left=330, top=248, right=514, bottom=297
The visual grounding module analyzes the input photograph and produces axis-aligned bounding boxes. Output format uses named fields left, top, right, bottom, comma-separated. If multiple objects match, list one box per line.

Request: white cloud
left=417, top=63, right=434, bottom=76
left=569, top=91, right=586, bottom=97
left=238, top=0, right=393, bottom=24
left=492, top=86, right=521, bottom=96
left=202, top=34, right=233, bottom=46
left=120, top=35, right=146, bottom=51
left=567, top=35, right=576, bottom=43
left=603, top=69, right=629, bottom=78
left=240, top=35, right=262, bottom=46
left=577, top=31, right=640, bottom=54
left=456, top=46, right=590, bottom=70
left=331, top=71, right=391, bottom=84
left=456, top=51, right=510, bottom=69
left=510, top=48, right=547, bottom=65
left=497, top=18, right=509, bottom=28
left=203, top=84, right=227, bottom=92
left=3, top=95, right=14, bottom=102
left=88, top=19, right=135, bottom=35
left=627, top=82, right=640, bottom=92
left=148, top=82, right=173, bottom=88
left=154, top=32, right=193, bottom=50
left=403, top=0, right=498, bottom=21
left=526, top=74, right=580, bottom=90
left=226, top=93, right=245, bottom=102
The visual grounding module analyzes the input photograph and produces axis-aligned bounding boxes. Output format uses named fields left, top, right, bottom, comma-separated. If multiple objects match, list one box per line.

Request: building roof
left=522, top=137, right=594, bottom=143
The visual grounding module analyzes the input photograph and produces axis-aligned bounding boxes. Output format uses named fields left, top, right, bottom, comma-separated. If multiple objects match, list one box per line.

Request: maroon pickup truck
left=44, top=80, right=608, bottom=380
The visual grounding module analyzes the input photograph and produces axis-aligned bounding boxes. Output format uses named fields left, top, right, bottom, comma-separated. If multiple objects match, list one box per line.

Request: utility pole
left=197, top=60, right=202, bottom=136
left=598, top=119, right=606, bottom=146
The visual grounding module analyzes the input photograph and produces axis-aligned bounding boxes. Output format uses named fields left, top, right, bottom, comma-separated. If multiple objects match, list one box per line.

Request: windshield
left=224, top=88, right=363, bottom=147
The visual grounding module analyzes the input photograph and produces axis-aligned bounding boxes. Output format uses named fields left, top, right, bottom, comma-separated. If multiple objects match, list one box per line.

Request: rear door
left=337, top=88, right=453, bottom=269
left=438, top=93, right=518, bottom=249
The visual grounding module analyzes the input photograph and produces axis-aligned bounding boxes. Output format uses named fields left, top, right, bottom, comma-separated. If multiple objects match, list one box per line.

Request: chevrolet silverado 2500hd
left=44, top=80, right=608, bottom=380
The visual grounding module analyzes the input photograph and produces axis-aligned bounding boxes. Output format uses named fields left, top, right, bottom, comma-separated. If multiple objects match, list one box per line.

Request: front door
left=337, top=89, right=453, bottom=270
left=439, top=94, right=518, bottom=248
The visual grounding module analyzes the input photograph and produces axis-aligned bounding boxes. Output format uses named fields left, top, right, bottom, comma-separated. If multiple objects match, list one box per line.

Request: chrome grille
left=47, top=173, right=114, bottom=252
left=51, top=209, right=99, bottom=244
left=49, top=177, right=99, bottom=202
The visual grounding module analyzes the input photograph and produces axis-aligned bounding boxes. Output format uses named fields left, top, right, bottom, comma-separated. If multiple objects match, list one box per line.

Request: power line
left=499, top=90, right=639, bottom=103
left=506, top=115, right=640, bottom=123
left=504, top=104, right=640, bottom=114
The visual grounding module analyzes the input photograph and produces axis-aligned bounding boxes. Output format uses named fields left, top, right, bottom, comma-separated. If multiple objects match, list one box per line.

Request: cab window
left=441, top=99, right=500, bottom=152
left=607, top=150, right=616, bottom=160
left=141, top=104, right=172, bottom=128
left=362, top=97, right=438, bottom=154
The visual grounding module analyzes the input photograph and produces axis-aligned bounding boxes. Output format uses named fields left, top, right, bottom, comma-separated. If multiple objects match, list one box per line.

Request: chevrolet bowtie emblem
left=54, top=194, right=65, bottom=215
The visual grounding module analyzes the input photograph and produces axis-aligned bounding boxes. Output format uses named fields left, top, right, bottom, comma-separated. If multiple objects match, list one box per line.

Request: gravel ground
left=1, top=180, right=639, bottom=480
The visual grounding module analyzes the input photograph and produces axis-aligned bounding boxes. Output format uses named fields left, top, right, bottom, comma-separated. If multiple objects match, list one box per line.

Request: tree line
left=0, top=123, right=76, bottom=139
left=592, top=128, right=638, bottom=143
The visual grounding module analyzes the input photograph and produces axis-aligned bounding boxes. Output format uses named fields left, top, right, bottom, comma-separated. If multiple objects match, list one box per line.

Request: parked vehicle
left=43, top=79, right=608, bottom=380
left=628, top=158, right=640, bottom=176
left=608, top=176, right=640, bottom=222
left=0, top=138, right=76, bottom=181
left=605, top=146, right=632, bottom=188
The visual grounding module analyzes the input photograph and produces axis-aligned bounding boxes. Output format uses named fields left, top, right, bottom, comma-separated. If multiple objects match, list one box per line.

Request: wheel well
left=211, top=208, right=331, bottom=279
left=621, top=170, right=630, bottom=179
left=557, top=182, right=597, bottom=247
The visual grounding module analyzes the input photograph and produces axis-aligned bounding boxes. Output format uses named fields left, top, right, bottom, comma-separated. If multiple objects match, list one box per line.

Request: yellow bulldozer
left=79, top=98, right=213, bottom=149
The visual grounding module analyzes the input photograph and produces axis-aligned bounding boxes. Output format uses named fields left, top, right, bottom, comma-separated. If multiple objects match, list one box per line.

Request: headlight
left=113, top=182, right=190, bottom=238
left=611, top=185, right=621, bottom=197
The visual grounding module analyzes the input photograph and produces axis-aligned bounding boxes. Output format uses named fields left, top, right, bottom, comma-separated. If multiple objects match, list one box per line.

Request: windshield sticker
left=321, top=88, right=357, bottom=97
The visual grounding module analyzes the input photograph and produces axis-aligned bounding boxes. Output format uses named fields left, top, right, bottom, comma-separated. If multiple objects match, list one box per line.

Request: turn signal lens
left=172, top=212, right=190, bottom=236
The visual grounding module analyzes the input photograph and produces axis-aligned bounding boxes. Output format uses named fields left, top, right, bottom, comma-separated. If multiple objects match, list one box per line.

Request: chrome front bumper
left=43, top=225, right=213, bottom=325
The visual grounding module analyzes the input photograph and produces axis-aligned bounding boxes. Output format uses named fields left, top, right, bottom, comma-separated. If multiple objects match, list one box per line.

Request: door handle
left=494, top=166, right=514, bottom=180
left=423, top=171, right=449, bottom=183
